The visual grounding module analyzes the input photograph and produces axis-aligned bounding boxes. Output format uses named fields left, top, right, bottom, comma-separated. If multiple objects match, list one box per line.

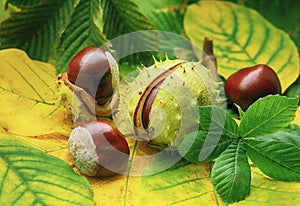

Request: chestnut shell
left=224, top=64, right=281, bottom=111
left=67, top=46, right=113, bottom=105
left=68, top=120, right=130, bottom=177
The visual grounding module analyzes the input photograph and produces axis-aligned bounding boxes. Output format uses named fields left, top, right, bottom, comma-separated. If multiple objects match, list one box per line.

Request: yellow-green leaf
left=88, top=156, right=300, bottom=206
left=0, top=49, right=73, bottom=136
left=184, top=1, right=299, bottom=91
left=0, top=133, right=94, bottom=206
left=233, top=166, right=300, bottom=206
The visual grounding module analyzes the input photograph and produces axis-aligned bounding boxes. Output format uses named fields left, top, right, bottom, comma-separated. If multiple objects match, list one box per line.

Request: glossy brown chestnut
left=68, top=120, right=130, bottom=177
left=224, top=64, right=281, bottom=111
left=67, top=46, right=114, bottom=105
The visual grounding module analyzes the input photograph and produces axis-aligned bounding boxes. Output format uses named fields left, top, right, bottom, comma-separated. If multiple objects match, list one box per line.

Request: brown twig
left=201, top=37, right=219, bottom=82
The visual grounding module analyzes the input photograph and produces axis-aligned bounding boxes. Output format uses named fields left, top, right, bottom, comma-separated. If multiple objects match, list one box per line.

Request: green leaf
left=245, top=139, right=300, bottom=182
left=282, top=123, right=300, bottom=135
left=0, top=135, right=94, bottom=205
left=7, top=0, right=44, bottom=7
left=143, top=9, right=187, bottom=58
left=0, top=0, right=11, bottom=23
left=133, top=0, right=181, bottom=15
left=101, top=0, right=155, bottom=39
left=184, top=1, right=299, bottom=92
left=133, top=0, right=198, bottom=61
left=236, top=104, right=245, bottom=119
left=134, top=0, right=184, bottom=34
left=284, top=76, right=300, bottom=102
left=178, top=106, right=238, bottom=162
left=56, top=0, right=107, bottom=73
left=211, top=140, right=251, bottom=204
left=0, top=0, right=76, bottom=62
left=101, top=0, right=156, bottom=65
left=153, top=10, right=184, bottom=34
left=256, top=131, right=300, bottom=148
left=178, top=130, right=234, bottom=163
left=239, top=95, right=298, bottom=138
left=198, top=105, right=238, bottom=138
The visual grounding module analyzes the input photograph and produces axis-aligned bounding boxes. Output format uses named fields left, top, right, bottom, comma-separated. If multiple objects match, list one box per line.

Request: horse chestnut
left=114, top=58, right=224, bottom=150
left=68, top=120, right=130, bottom=177
left=224, top=64, right=281, bottom=111
left=67, top=46, right=115, bottom=105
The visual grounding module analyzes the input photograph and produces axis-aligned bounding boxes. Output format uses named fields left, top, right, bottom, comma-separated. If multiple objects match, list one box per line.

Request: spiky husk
left=113, top=58, right=224, bottom=150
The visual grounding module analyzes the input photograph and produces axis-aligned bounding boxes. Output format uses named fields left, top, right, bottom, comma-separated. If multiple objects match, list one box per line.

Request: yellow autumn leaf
left=85, top=151, right=300, bottom=206
left=293, top=106, right=300, bottom=125
left=184, top=1, right=299, bottom=92
left=6, top=133, right=300, bottom=206
left=0, top=49, right=73, bottom=136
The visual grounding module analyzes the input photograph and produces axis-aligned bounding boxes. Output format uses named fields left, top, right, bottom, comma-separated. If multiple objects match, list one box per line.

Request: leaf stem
left=202, top=37, right=218, bottom=81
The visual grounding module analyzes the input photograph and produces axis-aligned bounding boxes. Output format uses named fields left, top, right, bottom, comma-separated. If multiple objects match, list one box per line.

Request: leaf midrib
left=241, top=102, right=292, bottom=138
left=0, top=152, right=43, bottom=205
left=212, top=2, right=255, bottom=64
left=151, top=177, right=208, bottom=191
left=226, top=141, right=241, bottom=202
left=0, top=143, right=93, bottom=205
left=245, top=141, right=300, bottom=174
